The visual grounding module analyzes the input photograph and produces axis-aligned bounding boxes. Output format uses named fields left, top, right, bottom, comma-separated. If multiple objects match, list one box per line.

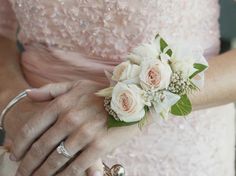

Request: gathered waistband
left=20, top=44, right=122, bottom=87
left=20, top=43, right=218, bottom=88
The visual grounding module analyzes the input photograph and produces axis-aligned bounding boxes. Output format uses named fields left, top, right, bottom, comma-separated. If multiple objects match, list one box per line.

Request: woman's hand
left=3, top=95, right=47, bottom=144
left=11, top=80, right=140, bottom=176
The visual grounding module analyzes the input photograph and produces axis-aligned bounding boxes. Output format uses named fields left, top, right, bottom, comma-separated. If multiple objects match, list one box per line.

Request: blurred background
left=220, top=0, right=236, bottom=51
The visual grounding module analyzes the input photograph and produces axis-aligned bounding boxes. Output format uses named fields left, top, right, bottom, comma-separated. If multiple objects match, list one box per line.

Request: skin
left=0, top=34, right=236, bottom=176
left=12, top=81, right=140, bottom=176
left=190, top=49, right=236, bottom=110
left=0, top=36, right=106, bottom=176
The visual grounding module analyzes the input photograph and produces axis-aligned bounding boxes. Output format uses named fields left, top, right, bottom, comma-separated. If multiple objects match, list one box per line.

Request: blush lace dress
left=0, top=0, right=235, bottom=176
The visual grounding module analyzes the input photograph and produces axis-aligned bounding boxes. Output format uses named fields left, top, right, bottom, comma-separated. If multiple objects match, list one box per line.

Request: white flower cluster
left=168, top=71, right=191, bottom=95
left=97, top=35, right=208, bottom=126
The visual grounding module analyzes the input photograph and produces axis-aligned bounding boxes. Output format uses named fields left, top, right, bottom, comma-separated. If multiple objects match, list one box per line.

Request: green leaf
left=107, top=115, right=140, bottom=129
left=166, top=49, right=173, bottom=57
left=189, top=63, right=208, bottom=79
left=144, top=106, right=150, bottom=113
left=171, top=94, right=192, bottom=116
left=155, top=33, right=160, bottom=39
left=160, top=38, right=168, bottom=52
left=159, top=37, right=172, bottom=57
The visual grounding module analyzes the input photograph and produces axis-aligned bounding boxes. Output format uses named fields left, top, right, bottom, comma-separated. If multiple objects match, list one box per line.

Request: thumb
left=26, top=81, right=75, bottom=102
left=86, top=158, right=104, bottom=176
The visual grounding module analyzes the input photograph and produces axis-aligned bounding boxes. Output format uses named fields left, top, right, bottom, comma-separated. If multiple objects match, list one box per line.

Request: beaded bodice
left=11, top=0, right=220, bottom=60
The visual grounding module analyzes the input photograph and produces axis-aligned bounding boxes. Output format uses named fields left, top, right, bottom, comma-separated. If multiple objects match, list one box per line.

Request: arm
left=0, top=0, right=30, bottom=108
left=10, top=49, right=236, bottom=176
left=191, top=49, right=236, bottom=110
left=0, top=36, right=36, bottom=139
left=0, top=0, right=32, bottom=135
left=0, top=0, right=47, bottom=143
left=0, top=35, right=29, bottom=105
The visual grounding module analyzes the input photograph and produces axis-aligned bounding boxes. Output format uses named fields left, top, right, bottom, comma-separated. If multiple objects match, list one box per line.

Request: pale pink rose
left=128, top=37, right=161, bottom=65
left=139, top=58, right=172, bottom=91
left=112, top=61, right=140, bottom=83
left=146, top=67, right=161, bottom=86
left=111, top=83, right=145, bottom=122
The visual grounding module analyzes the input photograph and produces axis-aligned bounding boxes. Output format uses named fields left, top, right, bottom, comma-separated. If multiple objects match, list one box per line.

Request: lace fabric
left=0, top=0, right=235, bottom=176
left=12, top=0, right=220, bottom=60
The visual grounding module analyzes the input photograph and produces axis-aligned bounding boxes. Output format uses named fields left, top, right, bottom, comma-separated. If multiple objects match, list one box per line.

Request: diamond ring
left=56, top=141, right=73, bottom=158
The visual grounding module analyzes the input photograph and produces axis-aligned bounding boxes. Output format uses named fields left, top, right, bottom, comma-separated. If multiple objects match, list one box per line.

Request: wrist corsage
left=96, top=34, right=208, bottom=128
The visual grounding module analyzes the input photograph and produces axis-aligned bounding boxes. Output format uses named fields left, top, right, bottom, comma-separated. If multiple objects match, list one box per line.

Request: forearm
left=0, top=36, right=29, bottom=111
left=190, top=49, right=236, bottom=110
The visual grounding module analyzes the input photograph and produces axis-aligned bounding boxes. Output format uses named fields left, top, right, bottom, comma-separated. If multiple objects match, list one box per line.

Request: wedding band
left=56, top=141, right=73, bottom=158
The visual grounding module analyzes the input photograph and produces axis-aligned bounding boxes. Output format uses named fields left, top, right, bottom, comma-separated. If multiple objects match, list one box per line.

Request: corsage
left=96, top=34, right=208, bottom=128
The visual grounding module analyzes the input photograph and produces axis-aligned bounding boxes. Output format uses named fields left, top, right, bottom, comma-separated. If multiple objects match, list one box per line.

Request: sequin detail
left=13, top=0, right=220, bottom=60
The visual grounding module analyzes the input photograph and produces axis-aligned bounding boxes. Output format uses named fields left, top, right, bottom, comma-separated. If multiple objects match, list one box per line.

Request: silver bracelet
left=0, top=90, right=28, bottom=131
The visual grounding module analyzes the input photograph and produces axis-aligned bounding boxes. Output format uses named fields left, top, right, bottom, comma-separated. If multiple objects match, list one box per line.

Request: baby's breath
left=104, top=97, right=119, bottom=120
left=168, top=71, right=195, bottom=95
left=143, top=89, right=166, bottom=104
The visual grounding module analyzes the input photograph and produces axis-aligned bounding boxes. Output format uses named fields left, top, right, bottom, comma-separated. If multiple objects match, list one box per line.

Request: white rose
left=128, top=37, right=161, bottom=64
left=139, top=57, right=172, bottom=91
left=170, top=43, right=207, bottom=78
left=112, top=61, right=140, bottom=84
left=171, top=57, right=195, bottom=78
left=111, top=83, right=145, bottom=123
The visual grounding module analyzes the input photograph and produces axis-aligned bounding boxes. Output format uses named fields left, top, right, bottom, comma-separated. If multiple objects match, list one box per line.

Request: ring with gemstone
left=56, top=141, right=73, bottom=159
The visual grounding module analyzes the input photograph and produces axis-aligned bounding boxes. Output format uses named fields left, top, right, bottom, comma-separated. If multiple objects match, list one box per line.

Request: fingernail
left=93, top=171, right=102, bottom=176
left=25, top=89, right=33, bottom=92
left=25, top=88, right=37, bottom=93
left=9, top=154, right=17, bottom=161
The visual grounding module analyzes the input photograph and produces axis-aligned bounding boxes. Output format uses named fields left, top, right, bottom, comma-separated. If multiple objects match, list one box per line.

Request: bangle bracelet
left=0, top=90, right=28, bottom=131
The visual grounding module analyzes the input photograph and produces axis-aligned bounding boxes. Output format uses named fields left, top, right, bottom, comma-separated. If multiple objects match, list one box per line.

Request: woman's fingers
left=16, top=120, right=73, bottom=176
left=11, top=103, right=58, bottom=160
left=86, top=159, right=104, bottom=176
left=15, top=108, right=97, bottom=176
left=57, top=125, right=138, bottom=176
left=56, top=138, right=107, bottom=176
left=33, top=115, right=105, bottom=176
left=27, top=81, right=75, bottom=102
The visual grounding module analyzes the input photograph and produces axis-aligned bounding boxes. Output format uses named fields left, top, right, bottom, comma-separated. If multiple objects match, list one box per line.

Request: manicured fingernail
left=93, top=171, right=102, bottom=176
left=9, top=154, right=16, bottom=161
left=25, top=88, right=37, bottom=93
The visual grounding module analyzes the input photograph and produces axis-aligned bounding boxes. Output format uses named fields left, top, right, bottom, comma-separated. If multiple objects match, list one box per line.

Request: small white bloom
left=128, top=37, right=161, bottom=65
left=111, top=83, right=146, bottom=123
left=170, top=43, right=207, bottom=78
left=139, top=58, right=172, bottom=91
left=171, top=58, right=195, bottom=79
left=112, top=61, right=140, bottom=84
